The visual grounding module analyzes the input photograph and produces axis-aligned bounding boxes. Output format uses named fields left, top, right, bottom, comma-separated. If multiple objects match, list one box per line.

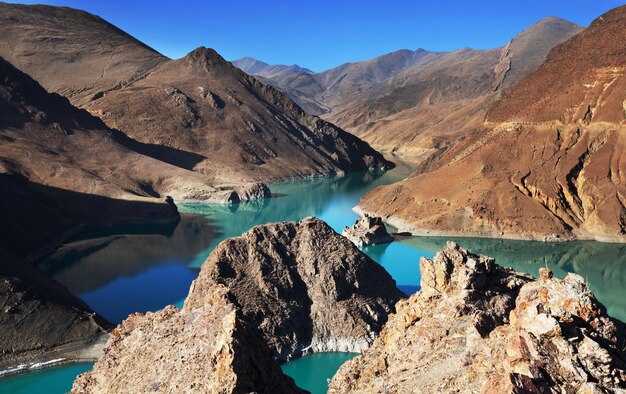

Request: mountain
left=0, top=2, right=391, bottom=188
left=235, top=49, right=444, bottom=115
left=358, top=5, right=626, bottom=242
left=232, top=57, right=313, bottom=78
left=0, top=2, right=165, bottom=108
left=328, top=16, right=584, bottom=156
left=89, top=47, right=391, bottom=183
left=235, top=17, right=583, bottom=156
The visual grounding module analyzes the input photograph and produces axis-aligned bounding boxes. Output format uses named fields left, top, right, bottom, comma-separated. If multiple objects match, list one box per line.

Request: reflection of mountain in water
left=37, top=215, right=220, bottom=295
left=399, top=237, right=626, bottom=321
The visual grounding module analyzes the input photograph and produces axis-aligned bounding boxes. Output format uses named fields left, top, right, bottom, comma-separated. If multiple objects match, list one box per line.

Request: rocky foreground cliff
left=71, top=218, right=402, bottom=392
left=185, top=217, right=403, bottom=361
left=71, top=285, right=303, bottom=394
left=329, top=242, right=626, bottom=393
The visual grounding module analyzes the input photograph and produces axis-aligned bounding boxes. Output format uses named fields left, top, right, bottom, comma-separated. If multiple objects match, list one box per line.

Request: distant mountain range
left=233, top=17, right=584, bottom=157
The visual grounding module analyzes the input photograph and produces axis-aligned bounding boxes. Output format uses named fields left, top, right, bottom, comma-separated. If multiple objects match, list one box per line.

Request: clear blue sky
left=5, top=0, right=624, bottom=71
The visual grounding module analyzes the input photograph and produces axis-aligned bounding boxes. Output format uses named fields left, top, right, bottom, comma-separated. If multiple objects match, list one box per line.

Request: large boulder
left=329, top=242, right=626, bottom=393
left=186, top=217, right=404, bottom=361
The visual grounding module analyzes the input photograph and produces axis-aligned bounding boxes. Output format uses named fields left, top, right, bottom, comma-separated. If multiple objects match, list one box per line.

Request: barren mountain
left=0, top=2, right=391, bottom=187
left=327, top=17, right=584, bottom=155
left=236, top=49, right=444, bottom=116
left=232, top=57, right=313, bottom=79
left=359, top=5, right=626, bottom=242
left=0, top=2, right=164, bottom=108
left=91, top=47, right=391, bottom=184
left=237, top=18, right=583, bottom=156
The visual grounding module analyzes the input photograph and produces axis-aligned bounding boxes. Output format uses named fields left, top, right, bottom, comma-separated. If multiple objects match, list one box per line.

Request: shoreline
left=0, top=334, right=109, bottom=379
left=353, top=206, right=626, bottom=244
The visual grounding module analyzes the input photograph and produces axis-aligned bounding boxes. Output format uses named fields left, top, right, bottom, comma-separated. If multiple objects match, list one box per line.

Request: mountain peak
left=515, top=15, right=583, bottom=39
left=183, top=46, right=230, bottom=71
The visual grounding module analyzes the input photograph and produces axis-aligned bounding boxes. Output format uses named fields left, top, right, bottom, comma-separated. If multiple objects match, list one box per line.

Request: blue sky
left=6, top=0, right=624, bottom=71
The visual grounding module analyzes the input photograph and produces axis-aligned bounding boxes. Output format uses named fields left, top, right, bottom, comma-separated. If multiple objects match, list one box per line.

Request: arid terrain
left=0, top=1, right=625, bottom=392
left=0, top=1, right=390, bottom=367
left=359, top=5, right=626, bottom=242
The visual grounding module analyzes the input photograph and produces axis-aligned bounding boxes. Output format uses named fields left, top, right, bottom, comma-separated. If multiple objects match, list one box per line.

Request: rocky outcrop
left=329, top=242, right=626, bottom=393
left=185, top=217, right=404, bottom=361
left=342, top=214, right=394, bottom=247
left=70, top=217, right=402, bottom=391
left=71, top=285, right=304, bottom=394
left=234, top=182, right=272, bottom=202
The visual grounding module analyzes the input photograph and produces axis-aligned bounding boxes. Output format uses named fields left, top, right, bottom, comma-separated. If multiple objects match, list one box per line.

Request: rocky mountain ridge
left=235, top=17, right=583, bottom=156
left=0, top=2, right=391, bottom=188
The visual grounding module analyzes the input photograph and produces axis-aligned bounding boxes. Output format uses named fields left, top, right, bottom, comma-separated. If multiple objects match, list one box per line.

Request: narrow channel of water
left=2, top=162, right=626, bottom=393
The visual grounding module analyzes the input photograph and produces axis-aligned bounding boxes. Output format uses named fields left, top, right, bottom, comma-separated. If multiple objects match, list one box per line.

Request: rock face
left=234, top=182, right=272, bottom=202
left=185, top=217, right=404, bottom=361
left=342, top=215, right=394, bottom=247
left=329, top=242, right=626, bottom=393
left=0, top=3, right=392, bottom=188
left=359, top=5, right=626, bottom=242
left=71, top=285, right=304, bottom=394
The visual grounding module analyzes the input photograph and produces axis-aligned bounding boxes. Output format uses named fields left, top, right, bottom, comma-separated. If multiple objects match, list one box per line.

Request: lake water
left=282, top=352, right=359, bottom=394
left=2, top=162, right=626, bottom=393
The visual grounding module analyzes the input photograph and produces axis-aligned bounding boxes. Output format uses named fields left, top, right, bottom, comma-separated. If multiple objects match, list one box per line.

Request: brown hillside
left=488, top=5, right=626, bottom=124
left=359, top=6, right=626, bottom=242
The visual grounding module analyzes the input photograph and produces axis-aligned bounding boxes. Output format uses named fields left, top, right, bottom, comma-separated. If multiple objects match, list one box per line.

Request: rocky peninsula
left=71, top=285, right=304, bottom=394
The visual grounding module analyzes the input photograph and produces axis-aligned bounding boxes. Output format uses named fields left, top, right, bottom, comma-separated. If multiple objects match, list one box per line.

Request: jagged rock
left=71, top=285, right=304, bottom=394
left=329, top=242, right=626, bottom=393
left=185, top=217, right=404, bottom=361
left=342, top=214, right=393, bottom=247
left=234, top=182, right=272, bottom=201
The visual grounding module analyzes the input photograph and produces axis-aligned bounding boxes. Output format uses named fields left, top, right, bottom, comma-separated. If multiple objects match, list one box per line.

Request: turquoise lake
left=2, top=162, right=626, bottom=393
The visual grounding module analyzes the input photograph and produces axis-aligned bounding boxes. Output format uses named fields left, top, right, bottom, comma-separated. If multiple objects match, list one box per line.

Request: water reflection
left=34, top=165, right=415, bottom=322
left=36, top=215, right=219, bottom=322
left=179, top=166, right=415, bottom=266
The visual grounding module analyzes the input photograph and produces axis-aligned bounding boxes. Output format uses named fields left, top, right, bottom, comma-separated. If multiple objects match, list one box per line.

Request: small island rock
left=342, top=214, right=394, bottom=247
